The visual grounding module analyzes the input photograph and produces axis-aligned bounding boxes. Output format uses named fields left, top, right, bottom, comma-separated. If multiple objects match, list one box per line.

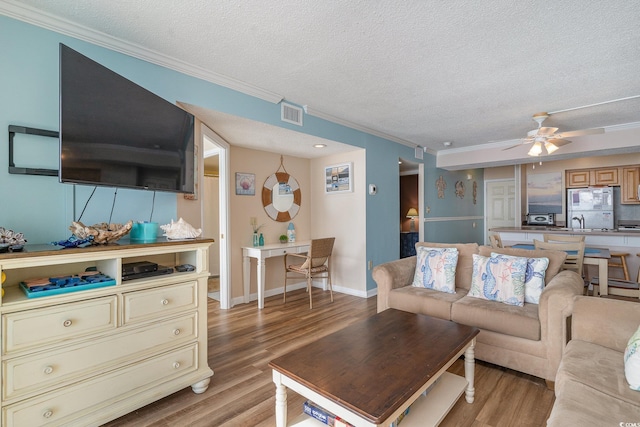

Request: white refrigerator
left=566, top=187, right=614, bottom=230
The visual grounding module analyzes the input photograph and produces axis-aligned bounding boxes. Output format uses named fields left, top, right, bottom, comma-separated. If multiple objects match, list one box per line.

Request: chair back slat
left=543, top=234, right=585, bottom=243
left=489, top=235, right=503, bottom=248
left=533, top=239, right=585, bottom=274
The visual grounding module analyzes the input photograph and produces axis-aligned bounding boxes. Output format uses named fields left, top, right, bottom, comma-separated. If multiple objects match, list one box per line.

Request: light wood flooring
left=104, top=289, right=555, bottom=426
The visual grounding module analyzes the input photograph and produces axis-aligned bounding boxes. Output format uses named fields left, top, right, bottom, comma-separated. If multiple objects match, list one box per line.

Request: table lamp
left=406, top=208, right=419, bottom=232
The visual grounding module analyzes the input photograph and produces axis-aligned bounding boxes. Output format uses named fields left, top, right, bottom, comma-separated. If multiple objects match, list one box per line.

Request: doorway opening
left=399, top=157, right=423, bottom=258
left=202, top=124, right=231, bottom=309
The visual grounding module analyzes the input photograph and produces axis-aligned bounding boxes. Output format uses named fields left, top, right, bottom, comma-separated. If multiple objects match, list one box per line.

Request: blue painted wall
left=0, top=15, right=484, bottom=290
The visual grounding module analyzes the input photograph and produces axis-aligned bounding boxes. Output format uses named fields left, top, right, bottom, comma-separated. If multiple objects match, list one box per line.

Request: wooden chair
left=543, top=234, right=585, bottom=243
left=533, top=239, right=585, bottom=275
left=489, top=234, right=503, bottom=248
left=589, top=253, right=639, bottom=299
left=283, top=237, right=335, bottom=309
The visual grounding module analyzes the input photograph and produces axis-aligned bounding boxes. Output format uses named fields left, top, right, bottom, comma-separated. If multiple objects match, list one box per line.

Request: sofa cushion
left=624, top=324, right=640, bottom=391
left=557, top=340, right=640, bottom=408
left=411, top=247, right=458, bottom=293
left=479, top=245, right=566, bottom=285
left=451, top=295, right=540, bottom=340
left=547, top=386, right=640, bottom=427
left=388, top=286, right=466, bottom=320
left=468, top=254, right=527, bottom=307
left=416, top=242, right=479, bottom=290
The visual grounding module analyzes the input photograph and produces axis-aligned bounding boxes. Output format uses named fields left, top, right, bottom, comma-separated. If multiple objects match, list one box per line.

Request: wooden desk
left=512, top=244, right=611, bottom=295
left=269, top=309, right=479, bottom=427
left=242, top=241, right=310, bottom=309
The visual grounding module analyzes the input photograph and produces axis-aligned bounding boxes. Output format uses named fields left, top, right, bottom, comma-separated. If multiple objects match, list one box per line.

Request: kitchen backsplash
left=613, top=186, right=640, bottom=225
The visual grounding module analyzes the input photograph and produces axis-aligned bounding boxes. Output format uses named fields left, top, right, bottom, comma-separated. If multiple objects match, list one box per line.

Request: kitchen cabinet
left=592, top=168, right=619, bottom=185
left=0, top=239, right=214, bottom=426
left=621, top=166, right=640, bottom=204
left=566, top=167, right=619, bottom=188
left=566, top=169, right=591, bottom=187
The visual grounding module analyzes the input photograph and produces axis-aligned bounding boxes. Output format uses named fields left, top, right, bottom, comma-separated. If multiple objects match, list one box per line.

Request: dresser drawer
left=3, top=344, right=198, bottom=427
left=2, top=297, right=117, bottom=354
left=123, top=281, right=197, bottom=324
left=3, top=312, right=197, bottom=401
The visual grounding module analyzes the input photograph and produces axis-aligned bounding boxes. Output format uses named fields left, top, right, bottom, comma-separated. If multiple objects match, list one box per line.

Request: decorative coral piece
left=69, top=220, right=133, bottom=244
left=0, top=227, right=27, bottom=246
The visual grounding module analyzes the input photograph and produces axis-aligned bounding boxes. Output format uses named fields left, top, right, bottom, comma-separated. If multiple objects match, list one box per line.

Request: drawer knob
left=43, top=410, right=53, bottom=419
left=63, top=320, right=72, bottom=327
left=173, top=362, right=180, bottom=369
left=161, top=299, right=169, bottom=305
left=43, top=366, right=54, bottom=375
left=173, top=328, right=181, bottom=336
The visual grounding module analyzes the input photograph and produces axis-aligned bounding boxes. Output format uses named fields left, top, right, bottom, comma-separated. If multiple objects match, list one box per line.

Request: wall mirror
left=262, top=157, right=301, bottom=222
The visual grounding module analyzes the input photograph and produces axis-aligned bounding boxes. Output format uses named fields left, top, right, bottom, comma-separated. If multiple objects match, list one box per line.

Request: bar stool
left=609, top=252, right=630, bottom=281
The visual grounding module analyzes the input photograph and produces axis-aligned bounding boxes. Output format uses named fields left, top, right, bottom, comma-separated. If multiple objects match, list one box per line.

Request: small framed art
left=236, top=172, right=255, bottom=195
left=325, top=163, right=353, bottom=193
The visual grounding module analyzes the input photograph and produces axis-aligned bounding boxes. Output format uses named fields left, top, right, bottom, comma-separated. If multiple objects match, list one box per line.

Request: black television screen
left=59, top=44, right=195, bottom=194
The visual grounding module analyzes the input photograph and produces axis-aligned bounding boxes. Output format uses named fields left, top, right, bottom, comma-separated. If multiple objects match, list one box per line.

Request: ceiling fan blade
left=502, top=143, right=523, bottom=151
left=547, top=138, right=572, bottom=147
left=557, top=128, right=604, bottom=138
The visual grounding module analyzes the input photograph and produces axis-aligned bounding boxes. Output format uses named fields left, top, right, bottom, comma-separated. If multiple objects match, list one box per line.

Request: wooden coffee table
left=269, top=309, right=479, bottom=427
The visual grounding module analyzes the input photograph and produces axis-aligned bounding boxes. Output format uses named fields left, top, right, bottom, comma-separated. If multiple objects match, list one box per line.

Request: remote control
left=175, top=264, right=195, bottom=272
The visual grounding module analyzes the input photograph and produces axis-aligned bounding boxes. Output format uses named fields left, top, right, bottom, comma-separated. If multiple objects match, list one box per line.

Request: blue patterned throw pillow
left=412, top=247, right=458, bottom=294
left=469, top=254, right=527, bottom=307
left=625, top=325, right=640, bottom=391
left=492, top=252, right=549, bottom=304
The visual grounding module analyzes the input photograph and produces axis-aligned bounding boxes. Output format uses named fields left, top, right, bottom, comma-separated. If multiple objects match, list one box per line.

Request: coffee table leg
left=464, top=338, right=476, bottom=403
left=273, top=371, right=287, bottom=427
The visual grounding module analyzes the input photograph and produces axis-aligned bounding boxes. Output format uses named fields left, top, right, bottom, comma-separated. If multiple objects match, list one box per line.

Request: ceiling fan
left=505, top=112, right=604, bottom=156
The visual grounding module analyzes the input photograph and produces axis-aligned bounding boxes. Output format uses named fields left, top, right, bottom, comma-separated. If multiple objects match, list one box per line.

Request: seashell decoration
left=160, top=218, right=202, bottom=240
left=69, top=220, right=133, bottom=245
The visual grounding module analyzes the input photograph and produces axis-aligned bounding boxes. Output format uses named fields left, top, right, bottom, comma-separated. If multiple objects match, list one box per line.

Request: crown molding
left=0, top=0, right=284, bottom=104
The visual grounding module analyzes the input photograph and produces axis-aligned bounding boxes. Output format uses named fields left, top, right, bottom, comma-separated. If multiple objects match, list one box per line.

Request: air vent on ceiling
left=281, top=103, right=303, bottom=126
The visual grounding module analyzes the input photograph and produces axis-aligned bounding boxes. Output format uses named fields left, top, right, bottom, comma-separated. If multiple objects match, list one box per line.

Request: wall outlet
left=368, top=260, right=373, bottom=270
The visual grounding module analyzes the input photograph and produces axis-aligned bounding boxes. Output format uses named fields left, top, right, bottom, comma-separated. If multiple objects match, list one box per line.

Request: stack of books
left=303, top=401, right=411, bottom=427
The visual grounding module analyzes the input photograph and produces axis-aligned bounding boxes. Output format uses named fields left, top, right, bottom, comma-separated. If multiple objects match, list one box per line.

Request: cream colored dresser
left=0, top=238, right=214, bottom=426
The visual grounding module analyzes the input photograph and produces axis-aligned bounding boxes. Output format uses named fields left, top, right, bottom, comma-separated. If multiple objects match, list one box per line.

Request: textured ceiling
left=5, top=0, right=640, bottom=164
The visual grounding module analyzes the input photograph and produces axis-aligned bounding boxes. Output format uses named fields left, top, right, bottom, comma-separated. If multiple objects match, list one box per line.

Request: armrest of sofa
left=538, top=270, right=584, bottom=379
left=372, top=256, right=417, bottom=313
left=572, top=295, right=640, bottom=352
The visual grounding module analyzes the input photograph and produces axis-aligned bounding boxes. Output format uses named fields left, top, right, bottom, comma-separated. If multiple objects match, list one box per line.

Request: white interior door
left=485, top=179, right=516, bottom=244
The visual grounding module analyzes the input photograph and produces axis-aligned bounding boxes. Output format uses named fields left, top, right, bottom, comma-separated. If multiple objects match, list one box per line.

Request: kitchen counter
left=491, top=226, right=640, bottom=237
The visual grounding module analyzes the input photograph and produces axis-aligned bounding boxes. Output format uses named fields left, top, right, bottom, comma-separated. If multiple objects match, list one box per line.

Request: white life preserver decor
left=262, top=171, right=301, bottom=222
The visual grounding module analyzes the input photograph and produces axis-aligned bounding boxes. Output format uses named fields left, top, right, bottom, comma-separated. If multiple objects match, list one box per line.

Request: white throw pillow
left=492, top=252, right=549, bottom=304
left=624, top=324, right=640, bottom=391
left=468, top=253, right=527, bottom=307
left=411, top=247, right=458, bottom=294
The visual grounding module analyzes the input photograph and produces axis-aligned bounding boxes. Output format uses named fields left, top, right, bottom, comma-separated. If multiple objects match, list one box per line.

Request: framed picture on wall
left=235, top=172, right=255, bottom=195
left=527, top=172, right=562, bottom=214
left=325, top=163, right=353, bottom=193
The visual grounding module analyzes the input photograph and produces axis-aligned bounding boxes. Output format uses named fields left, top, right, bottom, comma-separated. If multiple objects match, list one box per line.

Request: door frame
left=201, top=124, right=232, bottom=309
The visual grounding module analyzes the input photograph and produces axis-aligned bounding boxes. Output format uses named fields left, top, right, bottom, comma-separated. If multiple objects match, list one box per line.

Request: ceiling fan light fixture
left=544, top=141, right=559, bottom=154
left=527, top=142, right=542, bottom=156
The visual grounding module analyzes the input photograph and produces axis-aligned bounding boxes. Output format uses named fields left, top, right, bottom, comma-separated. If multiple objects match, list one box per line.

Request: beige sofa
left=547, top=296, right=640, bottom=425
left=373, top=242, right=584, bottom=383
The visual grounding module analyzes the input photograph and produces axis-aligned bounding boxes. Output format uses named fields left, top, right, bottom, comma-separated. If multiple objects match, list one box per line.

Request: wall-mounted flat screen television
left=59, top=44, right=195, bottom=194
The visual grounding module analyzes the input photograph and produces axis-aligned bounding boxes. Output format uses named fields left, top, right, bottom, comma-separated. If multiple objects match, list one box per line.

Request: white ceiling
left=4, top=0, right=640, bottom=166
